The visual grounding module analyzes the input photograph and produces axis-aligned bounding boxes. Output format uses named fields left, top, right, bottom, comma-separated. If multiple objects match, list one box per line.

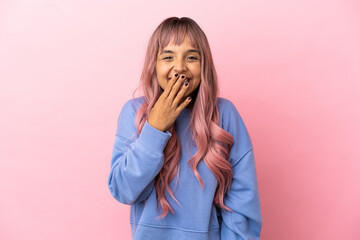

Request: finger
left=167, top=74, right=186, bottom=101
left=176, top=96, right=192, bottom=113
left=172, top=80, right=189, bottom=107
left=161, top=73, right=179, bottom=99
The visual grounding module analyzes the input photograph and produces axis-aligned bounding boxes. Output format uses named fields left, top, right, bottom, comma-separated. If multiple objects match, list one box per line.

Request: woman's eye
left=162, top=56, right=198, bottom=60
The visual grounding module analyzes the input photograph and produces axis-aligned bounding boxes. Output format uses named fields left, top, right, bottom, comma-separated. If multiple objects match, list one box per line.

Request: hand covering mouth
left=167, top=77, right=192, bottom=81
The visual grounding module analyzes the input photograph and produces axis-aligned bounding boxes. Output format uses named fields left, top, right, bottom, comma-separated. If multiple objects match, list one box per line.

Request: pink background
left=1, top=0, right=359, bottom=239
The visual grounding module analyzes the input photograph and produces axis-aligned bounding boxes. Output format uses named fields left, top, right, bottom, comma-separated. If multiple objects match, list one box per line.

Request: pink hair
left=131, top=17, right=234, bottom=218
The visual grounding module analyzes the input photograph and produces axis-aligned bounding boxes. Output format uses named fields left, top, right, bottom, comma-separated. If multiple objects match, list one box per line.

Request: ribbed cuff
left=138, top=120, right=172, bottom=155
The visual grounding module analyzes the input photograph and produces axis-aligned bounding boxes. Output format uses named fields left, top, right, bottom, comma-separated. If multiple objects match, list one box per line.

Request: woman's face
left=156, top=36, right=201, bottom=102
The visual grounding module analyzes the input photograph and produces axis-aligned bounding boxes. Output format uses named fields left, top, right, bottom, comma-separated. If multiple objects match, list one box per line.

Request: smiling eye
left=163, top=56, right=198, bottom=61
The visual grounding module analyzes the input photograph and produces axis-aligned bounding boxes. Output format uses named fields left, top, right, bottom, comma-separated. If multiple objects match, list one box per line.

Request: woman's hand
left=148, top=73, right=192, bottom=132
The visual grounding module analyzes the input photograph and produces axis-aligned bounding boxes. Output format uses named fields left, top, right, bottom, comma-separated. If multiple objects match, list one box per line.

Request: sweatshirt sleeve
left=108, top=99, right=172, bottom=205
left=219, top=99, right=262, bottom=240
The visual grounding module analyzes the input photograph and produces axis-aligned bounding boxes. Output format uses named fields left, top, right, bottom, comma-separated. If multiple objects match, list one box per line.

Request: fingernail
left=174, top=73, right=178, bottom=77
left=184, top=82, right=188, bottom=86
left=181, top=75, right=185, bottom=79
left=187, top=97, right=192, bottom=101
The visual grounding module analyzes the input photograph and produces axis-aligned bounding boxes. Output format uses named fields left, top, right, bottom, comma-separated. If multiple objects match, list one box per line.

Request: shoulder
left=216, top=97, right=253, bottom=155
left=115, top=96, right=146, bottom=137
left=217, top=97, right=237, bottom=114
left=120, top=96, right=146, bottom=116
left=216, top=97, right=245, bottom=128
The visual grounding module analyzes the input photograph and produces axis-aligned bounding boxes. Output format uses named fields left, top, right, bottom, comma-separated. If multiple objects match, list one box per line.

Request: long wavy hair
left=131, top=17, right=234, bottom=219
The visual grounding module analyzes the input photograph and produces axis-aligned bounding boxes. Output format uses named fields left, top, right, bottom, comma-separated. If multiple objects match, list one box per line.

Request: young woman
left=108, top=17, right=262, bottom=240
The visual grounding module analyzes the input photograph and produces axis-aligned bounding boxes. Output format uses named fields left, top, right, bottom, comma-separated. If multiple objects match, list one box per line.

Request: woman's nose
left=173, top=59, right=187, bottom=72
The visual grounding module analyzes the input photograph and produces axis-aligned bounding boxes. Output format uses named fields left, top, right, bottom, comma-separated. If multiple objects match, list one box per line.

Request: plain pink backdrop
left=1, top=0, right=359, bottom=239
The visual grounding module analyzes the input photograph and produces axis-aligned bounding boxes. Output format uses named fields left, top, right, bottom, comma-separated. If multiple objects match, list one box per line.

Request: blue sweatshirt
left=108, top=96, right=262, bottom=240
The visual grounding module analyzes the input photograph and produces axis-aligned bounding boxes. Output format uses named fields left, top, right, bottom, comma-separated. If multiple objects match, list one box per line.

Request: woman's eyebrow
left=160, top=49, right=200, bottom=55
